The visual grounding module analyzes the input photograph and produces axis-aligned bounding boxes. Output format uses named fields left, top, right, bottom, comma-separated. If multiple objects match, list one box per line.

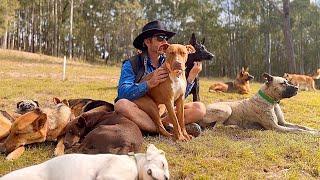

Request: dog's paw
left=6, top=146, right=25, bottom=161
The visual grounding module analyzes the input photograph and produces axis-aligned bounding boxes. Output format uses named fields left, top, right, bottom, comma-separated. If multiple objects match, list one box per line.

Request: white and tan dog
left=0, top=144, right=170, bottom=180
left=201, top=73, right=319, bottom=135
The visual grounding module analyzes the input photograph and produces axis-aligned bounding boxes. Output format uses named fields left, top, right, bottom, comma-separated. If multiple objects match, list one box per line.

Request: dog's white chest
left=170, top=74, right=186, bottom=97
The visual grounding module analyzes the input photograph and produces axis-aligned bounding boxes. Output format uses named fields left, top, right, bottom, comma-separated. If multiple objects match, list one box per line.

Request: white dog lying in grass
left=1, top=144, right=169, bottom=180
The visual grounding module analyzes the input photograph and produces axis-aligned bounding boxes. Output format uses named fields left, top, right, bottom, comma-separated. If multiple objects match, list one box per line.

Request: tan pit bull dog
left=134, top=43, right=195, bottom=141
left=201, top=73, right=320, bottom=135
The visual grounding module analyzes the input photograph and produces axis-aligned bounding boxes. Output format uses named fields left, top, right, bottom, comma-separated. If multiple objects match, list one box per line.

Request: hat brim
left=133, top=29, right=176, bottom=50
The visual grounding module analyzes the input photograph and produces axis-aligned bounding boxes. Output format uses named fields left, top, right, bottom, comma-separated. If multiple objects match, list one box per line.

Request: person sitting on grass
left=114, top=20, right=206, bottom=137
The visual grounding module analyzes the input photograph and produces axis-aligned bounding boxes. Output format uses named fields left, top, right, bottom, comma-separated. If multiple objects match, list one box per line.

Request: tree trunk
left=69, top=0, right=74, bottom=59
left=31, top=1, right=35, bottom=53
left=282, top=0, right=296, bottom=73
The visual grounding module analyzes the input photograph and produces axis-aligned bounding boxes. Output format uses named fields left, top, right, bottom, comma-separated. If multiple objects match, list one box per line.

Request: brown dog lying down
left=0, top=98, right=73, bottom=160
left=66, top=98, right=114, bottom=117
left=134, top=43, right=195, bottom=141
left=209, top=67, right=254, bottom=94
left=63, top=110, right=143, bottom=154
left=283, top=73, right=316, bottom=91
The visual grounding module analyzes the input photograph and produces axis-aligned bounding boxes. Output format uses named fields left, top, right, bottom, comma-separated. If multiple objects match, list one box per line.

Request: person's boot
left=185, top=123, right=202, bottom=137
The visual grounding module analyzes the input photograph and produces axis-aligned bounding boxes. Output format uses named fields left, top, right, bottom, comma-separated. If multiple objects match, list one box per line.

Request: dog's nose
left=164, top=176, right=169, bottom=180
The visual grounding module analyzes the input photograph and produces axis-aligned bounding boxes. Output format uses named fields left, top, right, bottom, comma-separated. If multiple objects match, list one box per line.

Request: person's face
left=144, top=34, right=168, bottom=55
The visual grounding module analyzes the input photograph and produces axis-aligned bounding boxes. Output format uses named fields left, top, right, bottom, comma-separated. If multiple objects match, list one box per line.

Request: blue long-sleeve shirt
left=116, top=54, right=194, bottom=101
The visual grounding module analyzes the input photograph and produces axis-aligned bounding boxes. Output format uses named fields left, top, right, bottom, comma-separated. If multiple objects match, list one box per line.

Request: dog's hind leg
left=134, top=96, right=172, bottom=137
left=199, top=103, right=232, bottom=128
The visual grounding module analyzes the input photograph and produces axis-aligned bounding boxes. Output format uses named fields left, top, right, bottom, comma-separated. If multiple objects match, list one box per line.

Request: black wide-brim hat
left=133, top=20, right=176, bottom=50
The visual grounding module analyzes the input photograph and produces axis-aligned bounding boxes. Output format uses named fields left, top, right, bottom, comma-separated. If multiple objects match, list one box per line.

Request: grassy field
left=0, top=49, right=319, bottom=179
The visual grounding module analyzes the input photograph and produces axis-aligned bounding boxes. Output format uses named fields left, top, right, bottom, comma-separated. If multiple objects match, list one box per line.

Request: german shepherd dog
left=186, top=33, right=215, bottom=101
left=209, top=67, right=254, bottom=94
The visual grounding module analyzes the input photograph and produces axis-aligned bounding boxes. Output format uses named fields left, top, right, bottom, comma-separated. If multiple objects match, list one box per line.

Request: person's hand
left=187, top=62, right=202, bottom=83
left=147, top=67, right=168, bottom=89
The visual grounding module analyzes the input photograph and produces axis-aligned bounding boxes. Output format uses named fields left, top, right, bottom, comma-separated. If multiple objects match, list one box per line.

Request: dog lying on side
left=186, top=33, right=215, bottom=102
left=201, top=73, right=319, bottom=135
left=63, top=110, right=143, bottom=155
left=0, top=98, right=73, bottom=160
left=1, top=144, right=170, bottom=180
left=66, top=98, right=114, bottom=117
left=283, top=73, right=316, bottom=91
left=209, top=67, right=254, bottom=94
left=134, top=43, right=195, bottom=141
left=1, top=100, right=40, bottom=142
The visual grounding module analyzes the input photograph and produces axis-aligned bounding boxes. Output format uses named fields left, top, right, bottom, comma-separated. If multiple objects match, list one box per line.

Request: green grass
left=0, top=49, right=319, bottom=179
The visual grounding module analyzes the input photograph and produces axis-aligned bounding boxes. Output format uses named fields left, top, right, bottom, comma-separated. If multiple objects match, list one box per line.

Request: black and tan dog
left=186, top=33, right=215, bottom=101
left=201, top=73, right=319, bottom=135
left=209, top=67, right=254, bottom=94
left=66, top=98, right=114, bottom=117
left=63, top=110, right=143, bottom=155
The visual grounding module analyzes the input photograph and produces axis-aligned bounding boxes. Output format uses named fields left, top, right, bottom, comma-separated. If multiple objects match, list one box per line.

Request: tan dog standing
left=134, top=43, right=195, bottom=141
left=0, top=98, right=73, bottom=160
left=201, top=73, right=319, bottom=135
left=209, top=67, right=254, bottom=94
left=283, top=73, right=316, bottom=91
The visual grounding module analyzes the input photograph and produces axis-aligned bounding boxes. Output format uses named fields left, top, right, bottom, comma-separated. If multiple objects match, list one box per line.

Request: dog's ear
left=189, top=33, right=196, bottom=45
left=158, top=43, right=169, bottom=54
left=245, top=67, right=249, bottom=72
left=263, top=73, right=273, bottom=83
left=16, top=101, right=23, bottom=109
left=61, top=99, right=70, bottom=106
left=32, top=100, right=39, bottom=107
left=201, top=37, right=205, bottom=45
left=53, top=97, right=61, bottom=105
left=32, top=114, right=47, bottom=131
left=185, top=45, right=196, bottom=54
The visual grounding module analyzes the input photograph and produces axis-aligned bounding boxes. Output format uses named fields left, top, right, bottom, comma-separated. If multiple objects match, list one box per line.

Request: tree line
left=0, top=0, right=319, bottom=79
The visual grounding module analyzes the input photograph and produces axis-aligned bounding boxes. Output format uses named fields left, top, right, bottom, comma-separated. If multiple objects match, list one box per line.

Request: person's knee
left=191, top=102, right=207, bottom=117
left=114, top=99, right=134, bottom=113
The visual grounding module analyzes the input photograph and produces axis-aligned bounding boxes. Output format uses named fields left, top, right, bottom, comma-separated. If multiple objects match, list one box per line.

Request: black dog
left=186, top=33, right=215, bottom=101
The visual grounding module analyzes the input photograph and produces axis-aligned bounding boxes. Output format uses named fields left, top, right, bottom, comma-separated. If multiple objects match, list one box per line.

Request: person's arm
left=117, top=61, right=148, bottom=101
left=184, top=62, right=202, bottom=98
left=185, top=81, right=195, bottom=98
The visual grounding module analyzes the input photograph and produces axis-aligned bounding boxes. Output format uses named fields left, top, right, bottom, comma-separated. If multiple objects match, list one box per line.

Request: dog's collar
left=258, top=90, right=279, bottom=104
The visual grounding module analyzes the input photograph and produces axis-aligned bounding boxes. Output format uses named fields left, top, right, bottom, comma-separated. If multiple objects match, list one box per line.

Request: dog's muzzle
left=282, top=85, right=298, bottom=98
left=247, top=75, right=254, bottom=81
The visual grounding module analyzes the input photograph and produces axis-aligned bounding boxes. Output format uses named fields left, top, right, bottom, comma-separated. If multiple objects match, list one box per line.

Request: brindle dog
left=201, top=73, right=319, bottom=135
left=186, top=33, right=215, bottom=101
